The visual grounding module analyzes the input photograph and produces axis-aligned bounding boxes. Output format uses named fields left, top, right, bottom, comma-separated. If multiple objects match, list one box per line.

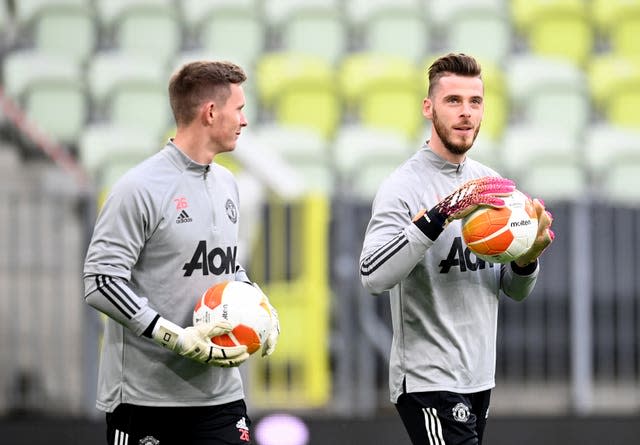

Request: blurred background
left=0, top=0, right=639, bottom=443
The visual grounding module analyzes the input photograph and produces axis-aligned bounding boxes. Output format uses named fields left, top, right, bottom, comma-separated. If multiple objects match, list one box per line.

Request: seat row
left=1, top=0, right=639, bottom=71
left=2, top=47, right=639, bottom=149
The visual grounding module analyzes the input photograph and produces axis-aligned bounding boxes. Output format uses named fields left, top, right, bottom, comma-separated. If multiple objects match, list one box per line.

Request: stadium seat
left=78, top=123, right=161, bottom=179
left=473, top=58, right=509, bottom=141
left=266, top=0, right=347, bottom=65
left=587, top=55, right=640, bottom=128
left=13, top=0, right=96, bottom=66
left=332, top=124, right=413, bottom=199
left=500, top=124, right=581, bottom=180
left=592, top=0, right=640, bottom=58
left=584, top=123, right=640, bottom=185
left=24, top=79, right=88, bottom=145
left=516, top=162, right=589, bottom=202
left=255, top=52, right=340, bottom=138
left=506, top=54, right=591, bottom=140
left=179, top=0, right=265, bottom=71
left=598, top=160, right=640, bottom=204
left=86, top=51, right=171, bottom=139
left=253, top=123, right=334, bottom=194
left=2, top=49, right=83, bottom=99
left=1, top=50, right=87, bottom=144
left=435, top=0, right=512, bottom=65
left=339, top=53, right=423, bottom=140
left=347, top=0, right=430, bottom=64
left=273, top=77, right=341, bottom=140
left=511, top=0, right=593, bottom=67
left=503, top=123, right=588, bottom=203
left=96, top=0, right=181, bottom=65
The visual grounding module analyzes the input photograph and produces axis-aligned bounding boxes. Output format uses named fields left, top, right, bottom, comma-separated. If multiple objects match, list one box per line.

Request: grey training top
left=83, top=141, right=250, bottom=413
left=360, top=146, right=539, bottom=403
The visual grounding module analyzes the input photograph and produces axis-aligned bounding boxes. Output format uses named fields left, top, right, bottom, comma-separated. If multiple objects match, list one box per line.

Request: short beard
left=432, top=108, right=480, bottom=156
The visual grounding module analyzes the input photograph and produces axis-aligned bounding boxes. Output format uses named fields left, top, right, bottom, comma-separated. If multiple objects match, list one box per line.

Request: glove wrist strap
left=152, top=317, right=182, bottom=351
left=413, top=207, right=447, bottom=241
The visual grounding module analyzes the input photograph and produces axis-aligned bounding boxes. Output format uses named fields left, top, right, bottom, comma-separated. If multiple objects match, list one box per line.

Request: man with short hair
left=84, top=60, right=279, bottom=445
left=360, top=53, right=554, bottom=445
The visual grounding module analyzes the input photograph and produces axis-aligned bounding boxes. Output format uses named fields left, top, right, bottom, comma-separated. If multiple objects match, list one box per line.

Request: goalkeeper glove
left=152, top=317, right=250, bottom=368
left=514, top=198, right=555, bottom=267
left=414, top=176, right=516, bottom=240
left=251, top=283, right=280, bottom=357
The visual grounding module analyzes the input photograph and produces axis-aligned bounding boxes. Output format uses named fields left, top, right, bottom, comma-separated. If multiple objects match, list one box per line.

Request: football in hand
left=461, top=189, right=538, bottom=264
left=193, top=281, right=274, bottom=355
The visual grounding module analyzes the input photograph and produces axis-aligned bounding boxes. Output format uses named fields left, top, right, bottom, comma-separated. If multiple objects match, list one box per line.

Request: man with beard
left=359, top=53, right=554, bottom=445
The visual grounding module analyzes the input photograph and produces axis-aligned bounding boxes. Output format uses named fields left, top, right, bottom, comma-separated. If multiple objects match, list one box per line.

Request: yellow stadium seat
left=339, top=53, right=423, bottom=139
left=592, top=0, right=640, bottom=57
left=587, top=55, right=640, bottom=128
left=255, top=52, right=334, bottom=109
left=476, top=59, right=509, bottom=141
left=274, top=77, right=341, bottom=140
left=511, top=0, right=593, bottom=67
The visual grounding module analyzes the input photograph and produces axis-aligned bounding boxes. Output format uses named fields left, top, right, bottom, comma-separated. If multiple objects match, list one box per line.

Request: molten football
left=461, top=189, right=538, bottom=264
left=193, top=281, right=273, bottom=355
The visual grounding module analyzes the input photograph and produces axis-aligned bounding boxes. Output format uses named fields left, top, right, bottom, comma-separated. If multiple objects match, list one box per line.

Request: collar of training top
left=421, top=143, right=468, bottom=174
left=164, top=140, right=212, bottom=173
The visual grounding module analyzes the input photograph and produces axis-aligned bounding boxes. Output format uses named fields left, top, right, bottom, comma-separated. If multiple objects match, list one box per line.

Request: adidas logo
left=176, top=210, right=192, bottom=224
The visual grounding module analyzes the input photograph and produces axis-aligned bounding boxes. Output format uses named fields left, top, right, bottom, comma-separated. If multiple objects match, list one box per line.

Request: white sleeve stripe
left=95, top=276, right=139, bottom=319
left=423, top=407, right=445, bottom=445
left=360, top=234, right=408, bottom=276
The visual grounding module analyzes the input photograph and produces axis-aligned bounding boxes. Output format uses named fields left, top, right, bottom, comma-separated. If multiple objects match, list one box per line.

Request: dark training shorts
left=106, top=399, right=252, bottom=445
left=396, top=389, right=491, bottom=445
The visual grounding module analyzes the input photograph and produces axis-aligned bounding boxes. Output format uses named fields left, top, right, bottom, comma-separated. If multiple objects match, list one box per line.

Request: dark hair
left=427, top=53, right=482, bottom=97
left=168, top=61, right=247, bottom=126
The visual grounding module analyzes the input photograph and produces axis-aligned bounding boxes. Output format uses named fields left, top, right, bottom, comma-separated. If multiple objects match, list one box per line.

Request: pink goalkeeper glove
left=413, top=176, right=516, bottom=241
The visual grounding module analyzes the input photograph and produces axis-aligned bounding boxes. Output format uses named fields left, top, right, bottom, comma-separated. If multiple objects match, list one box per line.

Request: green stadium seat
left=266, top=0, right=347, bottom=65
left=179, top=0, right=265, bottom=71
left=2, top=50, right=87, bottom=144
left=331, top=124, right=413, bottom=199
left=347, top=0, right=430, bottom=64
left=78, top=123, right=160, bottom=179
left=584, top=123, right=640, bottom=185
left=96, top=0, right=181, bottom=65
left=507, top=54, right=591, bottom=140
left=253, top=123, right=334, bottom=194
left=436, top=0, right=512, bottom=65
left=86, top=51, right=171, bottom=139
left=14, top=0, right=97, bottom=66
left=500, top=124, right=581, bottom=180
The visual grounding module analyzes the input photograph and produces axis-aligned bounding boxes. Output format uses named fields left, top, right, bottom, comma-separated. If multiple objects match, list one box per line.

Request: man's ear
left=202, top=101, right=216, bottom=125
left=422, top=97, right=432, bottom=119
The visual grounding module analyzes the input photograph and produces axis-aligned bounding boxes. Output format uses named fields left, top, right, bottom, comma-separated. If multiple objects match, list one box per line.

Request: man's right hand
left=152, top=317, right=250, bottom=367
